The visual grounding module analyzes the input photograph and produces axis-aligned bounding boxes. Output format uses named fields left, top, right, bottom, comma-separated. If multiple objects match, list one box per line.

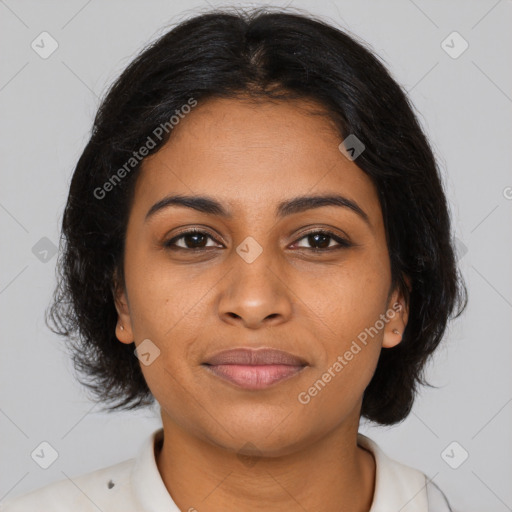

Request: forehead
left=132, top=97, right=381, bottom=224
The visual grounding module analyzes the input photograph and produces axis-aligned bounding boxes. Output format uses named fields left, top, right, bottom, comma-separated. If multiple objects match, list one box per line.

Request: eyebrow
left=145, top=193, right=371, bottom=227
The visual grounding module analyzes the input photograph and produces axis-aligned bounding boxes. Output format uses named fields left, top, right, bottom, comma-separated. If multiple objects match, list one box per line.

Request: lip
left=202, top=348, right=308, bottom=390
left=204, top=348, right=308, bottom=366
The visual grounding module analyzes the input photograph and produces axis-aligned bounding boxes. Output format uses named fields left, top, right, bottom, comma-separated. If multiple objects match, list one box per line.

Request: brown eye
left=164, top=229, right=351, bottom=252
left=293, top=230, right=352, bottom=251
left=164, top=230, right=221, bottom=250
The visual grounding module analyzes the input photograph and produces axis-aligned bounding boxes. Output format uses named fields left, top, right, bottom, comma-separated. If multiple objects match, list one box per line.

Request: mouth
left=201, top=348, right=308, bottom=390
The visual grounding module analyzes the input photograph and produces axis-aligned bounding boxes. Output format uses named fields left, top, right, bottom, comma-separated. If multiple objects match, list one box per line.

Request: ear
left=112, top=268, right=134, bottom=345
left=382, top=274, right=411, bottom=349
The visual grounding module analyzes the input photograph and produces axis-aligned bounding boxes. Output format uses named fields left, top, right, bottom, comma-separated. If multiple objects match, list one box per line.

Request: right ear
left=112, top=268, right=134, bottom=345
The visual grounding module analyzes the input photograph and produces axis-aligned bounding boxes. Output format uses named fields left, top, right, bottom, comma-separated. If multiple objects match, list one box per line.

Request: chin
left=200, top=417, right=313, bottom=459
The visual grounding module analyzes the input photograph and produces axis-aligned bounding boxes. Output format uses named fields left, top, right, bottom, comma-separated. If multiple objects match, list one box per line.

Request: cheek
left=298, top=252, right=390, bottom=333
left=296, top=276, right=385, bottom=421
left=295, top=252, right=389, bottom=383
left=124, top=244, right=197, bottom=336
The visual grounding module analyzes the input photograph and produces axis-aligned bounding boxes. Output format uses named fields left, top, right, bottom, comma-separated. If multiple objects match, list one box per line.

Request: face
left=114, top=97, right=409, bottom=456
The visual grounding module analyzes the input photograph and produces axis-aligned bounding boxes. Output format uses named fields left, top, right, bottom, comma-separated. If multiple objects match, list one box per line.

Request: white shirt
left=1, top=428, right=452, bottom=511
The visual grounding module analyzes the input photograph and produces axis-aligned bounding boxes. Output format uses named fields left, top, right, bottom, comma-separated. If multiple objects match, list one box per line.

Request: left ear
left=382, top=275, right=411, bottom=349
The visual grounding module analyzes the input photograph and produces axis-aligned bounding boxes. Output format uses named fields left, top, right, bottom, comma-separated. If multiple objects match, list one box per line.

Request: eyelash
left=164, top=228, right=352, bottom=252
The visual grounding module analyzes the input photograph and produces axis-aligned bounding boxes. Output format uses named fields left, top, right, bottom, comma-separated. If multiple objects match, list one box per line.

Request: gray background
left=1, top=1, right=511, bottom=510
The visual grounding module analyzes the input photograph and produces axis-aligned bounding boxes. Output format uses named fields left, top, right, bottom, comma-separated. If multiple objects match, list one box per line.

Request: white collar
left=357, top=433, right=429, bottom=511
left=130, top=428, right=429, bottom=511
left=130, top=428, right=180, bottom=511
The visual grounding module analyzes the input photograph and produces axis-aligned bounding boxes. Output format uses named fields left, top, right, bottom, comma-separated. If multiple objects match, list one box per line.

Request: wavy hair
left=47, top=7, right=468, bottom=425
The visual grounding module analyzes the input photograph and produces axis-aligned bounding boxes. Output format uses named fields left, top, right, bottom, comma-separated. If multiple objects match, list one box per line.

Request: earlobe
left=382, top=313, right=404, bottom=348
left=115, top=321, right=133, bottom=345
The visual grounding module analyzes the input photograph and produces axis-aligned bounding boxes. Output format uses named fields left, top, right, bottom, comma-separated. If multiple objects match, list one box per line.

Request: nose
left=216, top=251, right=293, bottom=329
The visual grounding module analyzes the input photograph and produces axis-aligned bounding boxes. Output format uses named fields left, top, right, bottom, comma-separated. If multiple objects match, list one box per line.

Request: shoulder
left=425, top=479, right=453, bottom=511
left=0, top=458, right=137, bottom=512
left=357, top=433, right=452, bottom=512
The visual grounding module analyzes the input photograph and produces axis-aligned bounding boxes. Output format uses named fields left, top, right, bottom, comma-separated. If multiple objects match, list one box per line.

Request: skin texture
left=114, top=97, right=410, bottom=512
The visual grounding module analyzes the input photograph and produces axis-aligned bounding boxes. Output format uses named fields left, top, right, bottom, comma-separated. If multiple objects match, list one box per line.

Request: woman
left=2, top=7, right=467, bottom=511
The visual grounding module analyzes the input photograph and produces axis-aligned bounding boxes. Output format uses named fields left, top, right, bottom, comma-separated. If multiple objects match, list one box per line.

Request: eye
left=164, top=229, right=352, bottom=252
left=164, top=229, right=222, bottom=250
left=292, top=230, right=352, bottom=251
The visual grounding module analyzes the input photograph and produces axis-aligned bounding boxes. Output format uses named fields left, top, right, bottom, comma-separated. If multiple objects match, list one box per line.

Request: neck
left=155, top=417, right=375, bottom=512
